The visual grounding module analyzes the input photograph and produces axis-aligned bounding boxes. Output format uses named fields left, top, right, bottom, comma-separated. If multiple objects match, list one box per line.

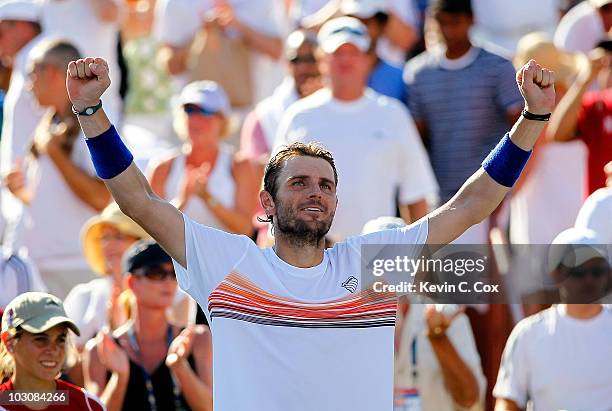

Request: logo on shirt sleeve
left=341, top=276, right=359, bottom=293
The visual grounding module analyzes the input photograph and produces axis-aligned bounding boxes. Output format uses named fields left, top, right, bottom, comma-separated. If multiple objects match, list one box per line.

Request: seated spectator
left=0, top=292, right=105, bottom=410
left=547, top=42, right=612, bottom=195
left=3, top=39, right=111, bottom=299
left=403, top=0, right=523, bottom=244
left=555, top=0, right=612, bottom=53
left=362, top=217, right=486, bottom=411
left=275, top=17, right=437, bottom=241
left=84, top=241, right=212, bottom=411
left=494, top=228, right=612, bottom=411
left=63, top=202, right=149, bottom=350
left=0, top=248, right=46, bottom=317
left=149, top=81, right=259, bottom=235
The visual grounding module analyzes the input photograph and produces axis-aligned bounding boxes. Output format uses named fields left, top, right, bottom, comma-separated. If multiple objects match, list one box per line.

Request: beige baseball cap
left=2, top=292, right=80, bottom=336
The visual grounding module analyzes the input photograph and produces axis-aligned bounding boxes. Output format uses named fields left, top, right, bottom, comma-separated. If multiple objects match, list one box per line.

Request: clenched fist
left=66, top=57, right=111, bottom=112
left=516, top=59, right=556, bottom=115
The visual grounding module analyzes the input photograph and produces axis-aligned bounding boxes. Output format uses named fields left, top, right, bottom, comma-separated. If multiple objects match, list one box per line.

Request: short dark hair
left=430, top=0, right=473, bottom=16
left=260, top=142, right=338, bottom=222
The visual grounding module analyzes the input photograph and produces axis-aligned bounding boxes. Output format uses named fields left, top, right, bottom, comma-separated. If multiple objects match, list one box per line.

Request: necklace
left=127, top=325, right=185, bottom=411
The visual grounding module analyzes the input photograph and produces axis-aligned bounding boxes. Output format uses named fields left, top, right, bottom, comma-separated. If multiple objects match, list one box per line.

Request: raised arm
left=66, top=57, right=186, bottom=267
left=426, top=60, right=555, bottom=246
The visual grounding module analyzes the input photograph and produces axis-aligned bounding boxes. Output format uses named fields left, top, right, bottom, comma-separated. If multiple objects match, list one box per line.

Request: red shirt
left=577, top=89, right=612, bottom=194
left=0, top=379, right=105, bottom=411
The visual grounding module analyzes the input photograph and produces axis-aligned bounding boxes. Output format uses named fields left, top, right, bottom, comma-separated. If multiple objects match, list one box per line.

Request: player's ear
left=260, top=190, right=276, bottom=216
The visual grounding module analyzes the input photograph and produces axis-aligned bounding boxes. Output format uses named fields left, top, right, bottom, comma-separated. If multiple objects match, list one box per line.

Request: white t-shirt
left=154, top=0, right=286, bottom=102
left=575, top=187, right=612, bottom=244
left=40, top=0, right=123, bottom=124
left=5, top=131, right=98, bottom=272
left=471, top=0, right=559, bottom=58
left=274, top=88, right=438, bottom=240
left=172, top=213, right=429, bottom=411
left=554, top=1, right=605, bottom=53
left=395, top=304, right=486, bottom=411
left=493, top=305, right=612, bottom=411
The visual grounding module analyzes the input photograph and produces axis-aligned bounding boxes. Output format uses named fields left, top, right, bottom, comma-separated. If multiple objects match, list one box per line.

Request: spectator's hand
left=66, top=57, right=111, bottom=112
left=192, top=163, right=211, bottom=199
left=5, top=159, right=26, bottom=197
left=166, top=326, right=201, bottom=368
left=179, top=163, right=210, bottom=202
left=96, top=328, right=130, bottom=377
left=578, top=48, right=609, bottom=84
left=212, top=1, right=237, bottom=29
left=424, top=305, right=464, bottom=338
left=516, top=59, right=555, bottom=115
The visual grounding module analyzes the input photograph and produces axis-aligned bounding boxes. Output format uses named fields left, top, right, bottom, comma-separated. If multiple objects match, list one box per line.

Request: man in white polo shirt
left=65, top=40, right=555, bottom=410
left=275, top=17, right=438, bottom=242
left=494, top=227, right=612, bottom=411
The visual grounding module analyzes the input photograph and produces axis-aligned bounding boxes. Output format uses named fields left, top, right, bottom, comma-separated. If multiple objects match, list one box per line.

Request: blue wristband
left=482, top=133, right=532, bottom=187
left=85, top=125, right=134, bottom=179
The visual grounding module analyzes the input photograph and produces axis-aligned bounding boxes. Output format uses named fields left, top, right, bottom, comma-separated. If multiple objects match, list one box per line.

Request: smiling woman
left=0, top=292, right=105, bottom=410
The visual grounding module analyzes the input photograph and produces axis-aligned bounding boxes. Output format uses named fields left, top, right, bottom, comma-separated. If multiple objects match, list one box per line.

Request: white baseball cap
left=341, top=0, right=388, bottom=19
left=178, top=80, right=231, bottom=117
left=0, top=0, right=40, bottom=22
left=318, top=16, right=371, bottom=54
left=548, top=227, right=609, bottom=273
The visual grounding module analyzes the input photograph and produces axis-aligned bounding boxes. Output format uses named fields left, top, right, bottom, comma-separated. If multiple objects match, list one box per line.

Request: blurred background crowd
left=0, top=0, right=610, bottom=410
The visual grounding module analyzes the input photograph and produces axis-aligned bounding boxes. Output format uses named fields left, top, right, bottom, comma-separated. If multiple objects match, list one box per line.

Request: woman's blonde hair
left=0, top=328, right=21, bottom=382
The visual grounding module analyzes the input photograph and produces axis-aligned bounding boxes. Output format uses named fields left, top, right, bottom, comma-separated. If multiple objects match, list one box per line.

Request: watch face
left=86, top=108, right=94, bottom=115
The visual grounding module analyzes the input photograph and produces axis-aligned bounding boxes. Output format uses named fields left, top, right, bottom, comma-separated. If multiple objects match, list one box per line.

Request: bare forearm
left=546, top=78, right=588, bottom=142
left=100, top=372, right=129, bottom=411
left=48, top=149, right=110, bottom=211
left=171, top=361, right=213, bottom=411
left=428, top=335, right=479, bottom=408
left=234, top=21, right=282, bottom=60
left=494, top=398, right=523, bottom=411
left=385, top=12, right=418, bottom=51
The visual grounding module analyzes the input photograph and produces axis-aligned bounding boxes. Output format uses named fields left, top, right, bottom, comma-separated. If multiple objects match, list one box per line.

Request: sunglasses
left=567, top=265, right=610, bottom=279
left=183, top=105, right=218, bottom=117
left=289, top=55, right=317, bottom=65
left=134, top=266, right=176, bottom=281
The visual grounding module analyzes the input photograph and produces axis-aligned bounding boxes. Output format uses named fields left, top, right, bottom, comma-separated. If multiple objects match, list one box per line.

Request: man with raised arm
left=65, top=56, right=554, bottom=410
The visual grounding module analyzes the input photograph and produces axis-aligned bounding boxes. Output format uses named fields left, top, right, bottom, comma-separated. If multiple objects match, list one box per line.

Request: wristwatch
left=72, top=100, right=103, bottom=116
left=427, top=325, right=446, bottom=338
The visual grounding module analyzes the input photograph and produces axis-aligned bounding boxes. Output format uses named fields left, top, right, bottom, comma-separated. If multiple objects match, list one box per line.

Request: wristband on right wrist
left=85, top=125, right=134, bottom=179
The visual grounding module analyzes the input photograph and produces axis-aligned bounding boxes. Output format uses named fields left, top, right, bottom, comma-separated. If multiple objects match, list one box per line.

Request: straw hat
left=81, top=203, right=150, bottom=276
left=514, top=32, right=586, bottom=88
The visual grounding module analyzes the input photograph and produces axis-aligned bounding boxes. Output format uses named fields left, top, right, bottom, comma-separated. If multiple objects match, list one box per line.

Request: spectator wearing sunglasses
left=84, top=241, right=213, bottom=411
left=149, top=81, right=259, bottom=236
left=494, top=227, right=612, bottom=411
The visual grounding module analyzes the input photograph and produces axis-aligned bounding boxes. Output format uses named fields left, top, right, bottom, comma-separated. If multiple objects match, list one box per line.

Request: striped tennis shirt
left=172, top=213, right=428, bottom=411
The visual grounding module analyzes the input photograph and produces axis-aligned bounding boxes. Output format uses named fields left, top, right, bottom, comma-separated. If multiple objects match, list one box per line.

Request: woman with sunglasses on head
left=0, top=292, right=104, bottom=410
left=149, top=81, right=259, bottom=236
left=84, top=241, right=212, bottom=411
